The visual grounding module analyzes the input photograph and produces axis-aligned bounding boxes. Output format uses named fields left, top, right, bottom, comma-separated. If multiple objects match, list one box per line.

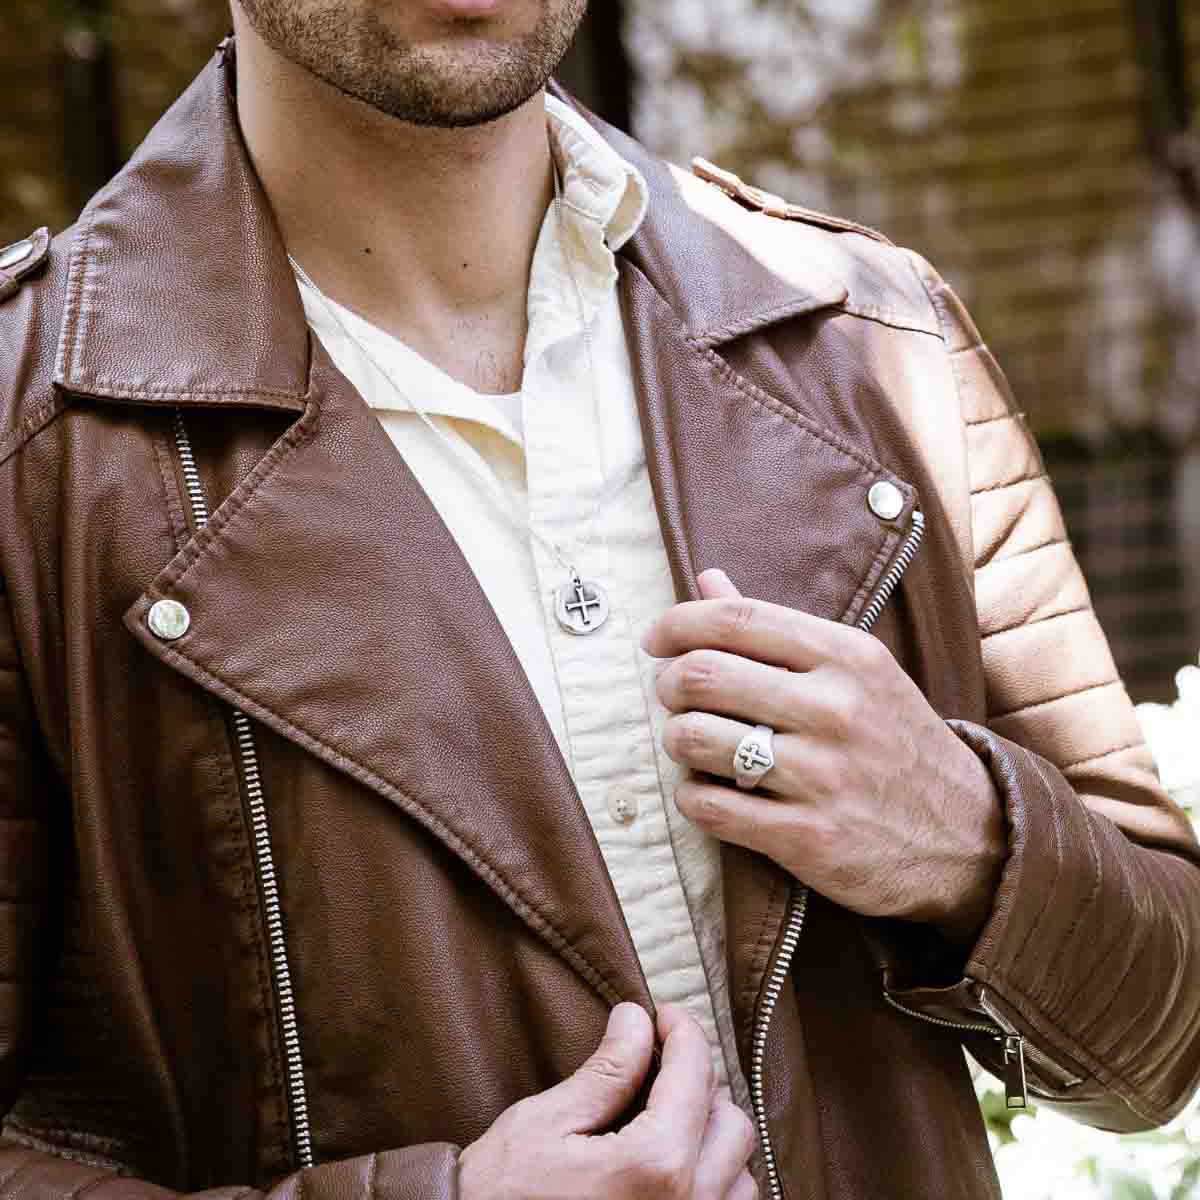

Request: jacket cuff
left=887, top=718, right=1200, bottom=1127
left=278, top=1146, right=462, bottom=1200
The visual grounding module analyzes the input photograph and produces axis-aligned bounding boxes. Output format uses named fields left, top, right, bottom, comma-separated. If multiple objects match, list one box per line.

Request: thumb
left=530, top=1003, right=654, bottom=1135
left=697, top=568, right=742, bottom=600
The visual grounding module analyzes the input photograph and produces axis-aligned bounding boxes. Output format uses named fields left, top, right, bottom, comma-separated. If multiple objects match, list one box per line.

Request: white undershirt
left=293, top=93, right=755, bottom=1128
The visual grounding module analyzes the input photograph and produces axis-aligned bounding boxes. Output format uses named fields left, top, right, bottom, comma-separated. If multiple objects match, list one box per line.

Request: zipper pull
left=1000, top=1033, right=1028, bottom=1109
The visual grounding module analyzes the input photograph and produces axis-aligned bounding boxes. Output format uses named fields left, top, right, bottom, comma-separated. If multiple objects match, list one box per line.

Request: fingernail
left=609, top=1003, right=644, bottom=1040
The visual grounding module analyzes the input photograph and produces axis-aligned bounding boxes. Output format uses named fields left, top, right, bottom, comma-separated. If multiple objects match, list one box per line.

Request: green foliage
left=980, top=1087, right=1036, bottom=1146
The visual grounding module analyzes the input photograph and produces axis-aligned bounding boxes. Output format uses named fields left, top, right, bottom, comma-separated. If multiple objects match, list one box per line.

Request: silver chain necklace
left=289, top=151, right=629, bottom=635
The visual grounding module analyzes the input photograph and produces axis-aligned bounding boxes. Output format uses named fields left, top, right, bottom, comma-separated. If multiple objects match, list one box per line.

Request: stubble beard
left=235, top=0, right=587, bottom=128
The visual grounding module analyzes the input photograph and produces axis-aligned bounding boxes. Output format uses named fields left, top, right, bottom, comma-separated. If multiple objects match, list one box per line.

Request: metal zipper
left=748, top=508, right=926, bottom=1200
left=859, top=510, right=925, bottom=631
left=172, top=409, right=316, bottom=1169
left=882, top=987, right=1027, bottom=1110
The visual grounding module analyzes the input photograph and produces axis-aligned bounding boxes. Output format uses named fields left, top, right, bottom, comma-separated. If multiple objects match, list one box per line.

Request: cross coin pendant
left=554, top=572, right=610, bottom=635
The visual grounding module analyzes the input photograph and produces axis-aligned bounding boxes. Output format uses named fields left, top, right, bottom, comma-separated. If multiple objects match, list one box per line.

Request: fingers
left=694, top=1089, right=758, bottom=1200
left=642, top=594, right=871, bottom=674
left=696, top=568, right=742, bottom=601
left=673, top=777, right=794, bottom=860
left=655, top=649, right=805, bottom=731
left=661, top=710, right=791, bottom=793
left=530, top=1002, right=654, bottom=1135
left=644, top=1004, right=716, bottom=1157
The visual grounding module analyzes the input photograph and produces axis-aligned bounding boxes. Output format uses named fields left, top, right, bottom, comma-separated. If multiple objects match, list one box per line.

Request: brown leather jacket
left=2, top=42, right=1198, bottom=1200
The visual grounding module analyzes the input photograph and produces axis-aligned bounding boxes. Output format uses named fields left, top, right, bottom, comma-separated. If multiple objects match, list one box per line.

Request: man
left=0, top=1, right=1197, bottom=1197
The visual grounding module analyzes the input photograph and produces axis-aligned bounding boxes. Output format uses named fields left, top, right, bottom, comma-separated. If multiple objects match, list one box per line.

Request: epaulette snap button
left=148, top=599, right=191, bottom=641
left=0, top=239, right=35, bottom=271
left=867, top=480, right=904, bottom=521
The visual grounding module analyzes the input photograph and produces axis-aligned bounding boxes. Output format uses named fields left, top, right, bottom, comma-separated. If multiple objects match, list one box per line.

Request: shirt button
left=607, top=787, right=639, bottom=826
left=867, top=480, right=904, bottom=521
left=147, top=598, right=191, bottom=641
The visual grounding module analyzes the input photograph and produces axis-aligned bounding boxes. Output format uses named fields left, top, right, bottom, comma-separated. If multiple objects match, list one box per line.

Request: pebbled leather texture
left=0, top=45, right=1196, bottom=1200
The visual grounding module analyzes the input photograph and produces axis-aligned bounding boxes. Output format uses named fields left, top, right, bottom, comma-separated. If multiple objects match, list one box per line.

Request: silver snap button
left=147, top=598, right=191, bottom=641
left=867, top=480, right=904, bottom=521
left=0, top=239, right=34, bottom=271
left=606, top=787, right=639, bottom=826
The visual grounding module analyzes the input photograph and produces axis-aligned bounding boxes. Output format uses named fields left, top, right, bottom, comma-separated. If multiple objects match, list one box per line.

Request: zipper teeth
left=858, top=510, right=925, bottom=634
left=173, top=409, right=211, bottom=526
left=171, top=409, right=315, bottom=1170
left=749, top=886, right=809, bottom=1200
left=881, top=989, right=1000, bottom=1038
left=748, top=509, right=925, bottom=1200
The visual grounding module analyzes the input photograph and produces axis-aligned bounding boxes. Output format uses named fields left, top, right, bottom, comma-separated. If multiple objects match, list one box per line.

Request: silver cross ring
left=733, top=723, right=776, bottom=790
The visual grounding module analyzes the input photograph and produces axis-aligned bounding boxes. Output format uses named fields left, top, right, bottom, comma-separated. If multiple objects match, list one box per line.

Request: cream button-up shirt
left=294, top=94, right=754, bottom=1123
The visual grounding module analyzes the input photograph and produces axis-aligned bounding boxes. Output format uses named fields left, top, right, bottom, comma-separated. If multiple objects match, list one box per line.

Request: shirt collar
left=544, top=93, right=647, bottom=254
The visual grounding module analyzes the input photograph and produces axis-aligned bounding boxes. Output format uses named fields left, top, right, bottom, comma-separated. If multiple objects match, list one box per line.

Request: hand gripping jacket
left=0, top=46, right=1198, bottom=1200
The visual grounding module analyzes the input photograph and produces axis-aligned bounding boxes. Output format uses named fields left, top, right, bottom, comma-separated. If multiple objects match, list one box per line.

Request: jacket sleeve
left=0, top=574, right=463, bottom=1200
left=883, top=252, right=1200, bottom=1132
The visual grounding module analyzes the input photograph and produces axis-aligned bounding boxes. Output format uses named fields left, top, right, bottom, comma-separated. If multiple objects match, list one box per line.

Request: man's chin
left=325, top=61, right=549, bottom=129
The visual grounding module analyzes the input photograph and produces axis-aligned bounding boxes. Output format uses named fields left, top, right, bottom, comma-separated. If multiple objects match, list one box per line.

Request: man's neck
left=231, top=14, right=554, bottom=394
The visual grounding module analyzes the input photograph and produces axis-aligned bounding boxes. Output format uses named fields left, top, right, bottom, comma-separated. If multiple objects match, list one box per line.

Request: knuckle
left=641, top=1146, right=691, bottom=1198
left=715, top=598, right=757, bottom=642
left=682, top=785, right=725, bottom=832
left=678, top=649, right=721, bottom=700
left=582, top=1049, right=629, bottom=1084
left=664, top=713, right=708, bottom=760
left=846, top=626, right=888, bottom=669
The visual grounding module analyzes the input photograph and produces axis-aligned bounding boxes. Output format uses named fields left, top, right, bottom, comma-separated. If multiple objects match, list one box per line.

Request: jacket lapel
left=124, top=341, right=654, bottom=1012
left=67, top=48, right=915, bottom=1033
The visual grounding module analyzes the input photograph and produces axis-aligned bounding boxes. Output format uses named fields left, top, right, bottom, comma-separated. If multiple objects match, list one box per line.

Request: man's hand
left=641, top=570, right=1006, bottom=946
left=458, top=1003, right=757, bottom=1200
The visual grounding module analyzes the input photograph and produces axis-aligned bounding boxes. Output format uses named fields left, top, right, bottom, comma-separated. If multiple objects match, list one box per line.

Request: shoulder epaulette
left=690, top=158, right=892, bottom=245
left=0, top=227, right=51, bottom=302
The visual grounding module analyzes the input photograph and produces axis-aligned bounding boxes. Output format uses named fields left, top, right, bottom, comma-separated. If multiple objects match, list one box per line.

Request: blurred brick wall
left=629, top=0, right=1200, bottom=440
left=628, top=0, right=1200, bottom=699
left=0, top=0, right=228, bottom=245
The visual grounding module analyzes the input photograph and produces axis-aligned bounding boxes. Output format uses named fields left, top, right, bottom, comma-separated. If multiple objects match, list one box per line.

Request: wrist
left=934, top=746, right=1006, bottom=947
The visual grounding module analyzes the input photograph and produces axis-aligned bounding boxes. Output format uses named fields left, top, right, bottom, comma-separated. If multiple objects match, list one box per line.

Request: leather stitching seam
left=1060, top=739, right=1145, bottom=773
left=981, top=604, right=1090, bottom=640
left=150, top=399, right=320, bottom=595
left=835, top=299, right=941, bottom=337
left=0, top=392, right=68, bottom=469
left=990, top=678, right=1121, bottom=722
left=62, top=380, right=304, bottom=403
left=971, top=471, right=1046, bottom=497
left=691, top=296, right=845, bottom=348
left=966, top=411, right=1023, bottom=429
left=56, top=209, right=96, bottom=384
left=1028, top=754, right=1102, bottom=994
left=976, top=538, right=1067, bottom=570
left=690, top=341, right=906, bottom=483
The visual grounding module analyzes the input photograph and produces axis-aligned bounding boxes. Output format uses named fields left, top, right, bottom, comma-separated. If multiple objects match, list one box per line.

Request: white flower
left=1137, top=652, right=1200, bottom=810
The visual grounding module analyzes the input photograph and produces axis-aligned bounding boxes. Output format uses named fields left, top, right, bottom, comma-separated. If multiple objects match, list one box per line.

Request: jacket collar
left=55, top=46, right=847, bottom=408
